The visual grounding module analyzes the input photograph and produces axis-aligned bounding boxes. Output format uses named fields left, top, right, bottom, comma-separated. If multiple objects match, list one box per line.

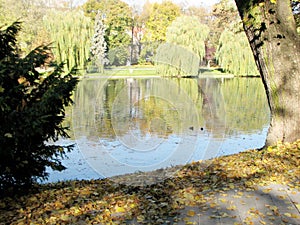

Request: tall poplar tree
left=90, top=11, right=107, bottom=73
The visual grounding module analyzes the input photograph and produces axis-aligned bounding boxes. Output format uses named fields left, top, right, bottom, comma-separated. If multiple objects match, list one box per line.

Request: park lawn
left=85, top=66, right=159, bottom=77
left=0, top=140, right=299, bottom=224
left=84, top=66, right=235, bottom=78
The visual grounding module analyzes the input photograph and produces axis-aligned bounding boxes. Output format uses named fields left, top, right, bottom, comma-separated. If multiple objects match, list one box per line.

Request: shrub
left=107, top=46, right=129, bottom=66
left=0, top=22, right=78, bottom=191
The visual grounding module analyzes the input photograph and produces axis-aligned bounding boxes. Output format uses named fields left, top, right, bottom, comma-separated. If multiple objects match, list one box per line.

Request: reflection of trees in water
left=197, top=78, right=226, bottom=138
left=135, top=96, right=181, bottom=137
left=221, top=78, right=270, bottom=135
left=72, top=77, right=269, bottom=140
left=196, top=77, right=269, bottom=138
left=73, top=79, right=120, bottom=140
left=111, top=78, right=199, bottom=139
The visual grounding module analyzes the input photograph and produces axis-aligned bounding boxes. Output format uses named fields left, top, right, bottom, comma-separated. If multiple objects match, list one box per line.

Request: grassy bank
left=0, top=140, right=299, bottom=224
left=83, top=66, right=236, bottom=78
left=85, top=66, right=159, bottom=78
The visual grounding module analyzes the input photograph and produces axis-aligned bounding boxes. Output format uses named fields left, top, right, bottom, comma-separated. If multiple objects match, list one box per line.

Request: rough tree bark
left=234, top=0, right=300, bottom=146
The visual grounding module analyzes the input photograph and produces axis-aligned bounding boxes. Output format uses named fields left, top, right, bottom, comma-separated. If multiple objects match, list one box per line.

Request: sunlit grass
left=85, top=66, right=159, bottom=77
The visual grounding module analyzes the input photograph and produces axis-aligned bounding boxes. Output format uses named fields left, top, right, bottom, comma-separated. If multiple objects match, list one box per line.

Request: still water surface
left=46, top=77, right=270, bottom=182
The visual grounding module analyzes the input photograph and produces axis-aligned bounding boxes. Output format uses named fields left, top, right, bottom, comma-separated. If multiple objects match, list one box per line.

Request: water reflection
left=47, top=77, right=270, bottom=182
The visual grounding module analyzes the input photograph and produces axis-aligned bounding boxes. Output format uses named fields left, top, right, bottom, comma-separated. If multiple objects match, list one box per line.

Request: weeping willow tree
left=216, top=30, right=259, bottom=76
left=43, top=10, right=93, bottom=71
left=155, top=43, right=200, bottom=76
left=155, top=16, right=210, bottom=77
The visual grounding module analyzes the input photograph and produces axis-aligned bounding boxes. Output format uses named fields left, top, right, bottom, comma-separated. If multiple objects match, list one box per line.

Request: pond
left=45, top=77, right=270, bottom=183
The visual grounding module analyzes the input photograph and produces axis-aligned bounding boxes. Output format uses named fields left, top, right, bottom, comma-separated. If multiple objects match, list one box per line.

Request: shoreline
left=80, top=74, right=236, bottom=79
left=1, top=140, right=299, bottom=224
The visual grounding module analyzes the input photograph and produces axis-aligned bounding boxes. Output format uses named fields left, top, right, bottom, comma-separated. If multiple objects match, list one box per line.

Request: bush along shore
left=0, top=140, right=299, bottom=224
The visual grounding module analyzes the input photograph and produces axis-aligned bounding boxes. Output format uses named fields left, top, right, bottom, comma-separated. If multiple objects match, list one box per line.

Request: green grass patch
left=86, top=66, right=159, bottom=77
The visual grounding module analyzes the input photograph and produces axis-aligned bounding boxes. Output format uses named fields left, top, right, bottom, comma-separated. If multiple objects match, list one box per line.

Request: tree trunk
left=234, top=0, right=300, bottom=146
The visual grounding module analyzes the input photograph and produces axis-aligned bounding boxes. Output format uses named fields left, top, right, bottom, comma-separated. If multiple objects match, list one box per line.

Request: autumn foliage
left=0, top=140, right=299, bottom=224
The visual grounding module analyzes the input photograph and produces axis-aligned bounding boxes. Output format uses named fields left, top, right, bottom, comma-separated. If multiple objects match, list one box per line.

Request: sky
left=77, top=0, right=221, bottom=8
left=122, top=0, right=220, bottom=8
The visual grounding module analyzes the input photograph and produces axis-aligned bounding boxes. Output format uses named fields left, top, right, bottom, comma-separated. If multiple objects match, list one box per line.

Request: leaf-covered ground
left=0, top=140, right=299, bottom=224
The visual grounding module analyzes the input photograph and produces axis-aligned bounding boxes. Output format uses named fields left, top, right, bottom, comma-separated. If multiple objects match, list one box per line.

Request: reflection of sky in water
left=45, top=126, right=268, bottom=183
left=100, top=135, right=181, bottom=166
left=44, top=77, right=270, bottom=183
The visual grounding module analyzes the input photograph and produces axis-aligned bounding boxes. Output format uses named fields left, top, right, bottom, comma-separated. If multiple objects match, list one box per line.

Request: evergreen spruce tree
left=0, top=22, right=78, bottom=192
left=90, top=11, right=108, bottom=73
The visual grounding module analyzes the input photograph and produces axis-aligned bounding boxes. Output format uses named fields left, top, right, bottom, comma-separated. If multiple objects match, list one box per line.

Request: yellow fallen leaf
left=183, top=217, right=190, bottom=221
left=137, top=215, right=145, bottom=222
left=220, top=198, right=227, bottom=203
left=48, top=216, right=57, bottom=223
left=233, top=195, right=241, bottom=198
left=187, top=210, right=196, bottom=217
left=115, top=206, right=126, bottom=213
left=227, top=205, right=237, bottom=211
left=270, top=205, right=278, bottom=211
left=269, top=216, right=276, bottom=221
left=277, top=195, right=286, bottom=200
left=210, top=215, right=220, bottom=219
left=284, top=212, right=292, bottom=217
left=263, top=188, right=272, bottom=193
left=291, top=214, right=299, bottom=219
left=129, top=203, right=136, bottom=208
left=259, top=220, right=266, bottom=224
left=54, top=201, right=64, bottom=209
left=221, top=212, right=230, bottom=218
left=60, top=214, right=70, bottom=222
left=185, top=221, right=196, bottom=225
left=282, top=218, right=289, bottom=223
left=210, top=202, right=218, bottom=208
left=286, top=213, right=299, bottom=219
left=73, top=207, right=81, bottom=216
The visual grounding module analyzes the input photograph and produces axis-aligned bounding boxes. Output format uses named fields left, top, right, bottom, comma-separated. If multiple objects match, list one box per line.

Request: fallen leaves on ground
left=0, top=140, right=299, bottom=224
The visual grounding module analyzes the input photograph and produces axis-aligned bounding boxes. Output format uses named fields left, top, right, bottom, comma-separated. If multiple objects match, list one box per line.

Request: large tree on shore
left=82, top=0, right=132, bottom=50
left=143, top=1, right=181, bottom=44
left=234, top=0, right=300, bottom=145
